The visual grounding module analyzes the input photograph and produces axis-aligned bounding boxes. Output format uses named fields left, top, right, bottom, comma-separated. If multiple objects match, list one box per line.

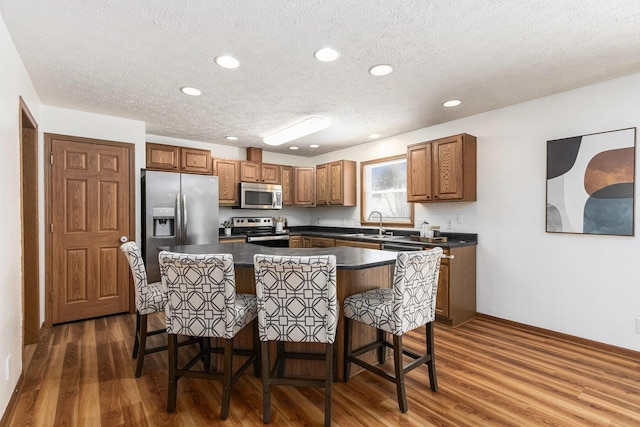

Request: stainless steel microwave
left=239, top=182, right=283, bottom=209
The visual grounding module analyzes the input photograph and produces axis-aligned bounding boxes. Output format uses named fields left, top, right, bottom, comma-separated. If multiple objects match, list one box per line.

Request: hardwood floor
left=4, top=313, right=640, bottom=426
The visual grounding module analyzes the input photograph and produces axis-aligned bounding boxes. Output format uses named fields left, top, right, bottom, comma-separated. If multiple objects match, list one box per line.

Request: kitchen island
left=159, top=242, right=398, bottom=380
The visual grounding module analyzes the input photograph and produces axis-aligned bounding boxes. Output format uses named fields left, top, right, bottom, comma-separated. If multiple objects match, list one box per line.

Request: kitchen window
left=360, top=155, right=414, bottom=227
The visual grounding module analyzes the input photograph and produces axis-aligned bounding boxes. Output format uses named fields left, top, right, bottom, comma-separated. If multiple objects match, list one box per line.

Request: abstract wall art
left=546, top=127, right=636, bottom=235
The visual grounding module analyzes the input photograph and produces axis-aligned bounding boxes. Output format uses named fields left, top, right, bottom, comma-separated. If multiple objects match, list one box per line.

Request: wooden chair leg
left=324, top=343, right=333, bottom=427
left=253, top=319, right=261, bottom=377
left=167, top=334, right=178, bottom=413
left=261, top=341, right=272, bottom=423
left=132, top=311, right=141, bottom=359
left=135, top=313, right=148, bottom=378
left=220, top=338, right=234, bottom=420
left=393, top=334, right=408, bottom=413
left=426, top=322, right=438, bottom=392
left=377, top=328, right=386, bottom=363
left=343, top=316, right=352, bottom=381
left=276, top=341, right=285, bottom=377
left=203, top=337, right=211, bottom=372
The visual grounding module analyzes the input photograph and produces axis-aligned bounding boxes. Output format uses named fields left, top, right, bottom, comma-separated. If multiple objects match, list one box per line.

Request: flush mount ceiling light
left=314, top=47, right=340, bottom=62
left=443, top=99, right=462, bottom=107
left=180, top=86, right=202, bottom=96
left=309, top=144, right=320, bottom=148
left=368, top=133, right=381, bottom=139
left=263, top=116, right=331, bottom=146
left=289, top=146, right=300, bottom=150
left=368, top=64, right=393, bottom=76
left=225, top=136, right=238, bottom=141
left=215, top=55, right=240, bottom=69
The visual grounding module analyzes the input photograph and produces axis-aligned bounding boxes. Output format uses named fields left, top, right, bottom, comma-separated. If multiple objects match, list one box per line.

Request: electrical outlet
left=636, top=318, right=640, bottom=334
left=446, top=219, right=453, bottom=230
left=457, top=213, right=464, bottom=224
left=4, top=355, right=10, bottom=381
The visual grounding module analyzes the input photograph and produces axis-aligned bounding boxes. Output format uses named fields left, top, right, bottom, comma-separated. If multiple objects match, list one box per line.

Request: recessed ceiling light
left=309, top=144, right=320, bottom=148
left=289, top=146, right=300, bottom=150
left=443, top=99, right=462, bottom=107
left=368, top=133, right=381, bottom=139
left=368, top=64, right=393, bottom=76
left=215, top=55, right=240, bottom=69
left=180, top=86, right=202, bottom=96
left=314, top=48, right=340, bottom=62
left=264, top=116, right=331, bottom=146
left=225, top=136, right=238, bottom=141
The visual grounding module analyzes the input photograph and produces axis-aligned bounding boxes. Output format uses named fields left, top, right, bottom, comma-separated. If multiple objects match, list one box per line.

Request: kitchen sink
left=369, top=234, right=398, bottom=239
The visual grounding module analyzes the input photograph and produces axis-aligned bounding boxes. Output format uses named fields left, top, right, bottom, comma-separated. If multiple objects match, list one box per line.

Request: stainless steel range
left=232, top=216, right=290, bottom=247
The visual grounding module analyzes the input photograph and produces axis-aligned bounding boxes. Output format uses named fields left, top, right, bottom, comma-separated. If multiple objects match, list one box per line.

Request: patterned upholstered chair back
left=391, top=248, right=443, bottom=335
left=120, top=241, right=163, bottom=314
left=159, top=251, right=244, bottom=338
left=253, top=254, right=338, bottom=344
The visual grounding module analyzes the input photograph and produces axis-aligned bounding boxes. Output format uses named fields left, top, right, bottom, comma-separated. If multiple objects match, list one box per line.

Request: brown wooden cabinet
left=212, top=158, right=240, bottom=206
left=240, top=161, right=281, bottom=184
left=407, top=133, right=476, bottom=202
left=315, top=160, right=356, bottom=206
left=219, top=237, right=246, bottom=244
left=288, top=235, right=302, bottom=248
left=302, top=236, right=312, bottom=248
left=434, top=245, right=476, bottom=327
left=309, top=237, right=335, bottom=248
left=281, top=166, right=294, bottom=206
left=146, top=143, right=211, bottom=174
left=293, top=166, right=316, bottom=206
left=334, top=239, right=381, bottom=250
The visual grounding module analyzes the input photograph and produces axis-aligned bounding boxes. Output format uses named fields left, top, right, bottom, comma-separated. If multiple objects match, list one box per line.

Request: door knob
left=119, top=236, right=128, bottom=243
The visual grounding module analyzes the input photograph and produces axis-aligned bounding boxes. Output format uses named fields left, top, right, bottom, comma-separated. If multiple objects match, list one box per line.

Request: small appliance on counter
left=233, top=216, right=289, bottom=247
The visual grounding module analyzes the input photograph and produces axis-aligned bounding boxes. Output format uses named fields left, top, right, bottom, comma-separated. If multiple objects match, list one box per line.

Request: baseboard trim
left=476, top=313, right=640, bottom=361
left=0, top=373, right=24, bottom=427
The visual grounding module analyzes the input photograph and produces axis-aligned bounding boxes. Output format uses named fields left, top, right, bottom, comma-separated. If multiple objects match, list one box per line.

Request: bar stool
left=159, top=251, right=260, bottom=419
left=253, top=254, right=337, bottom=427
left=343, top=247, right=443, bottom=413
left=120, top=241, right=168, bottom=377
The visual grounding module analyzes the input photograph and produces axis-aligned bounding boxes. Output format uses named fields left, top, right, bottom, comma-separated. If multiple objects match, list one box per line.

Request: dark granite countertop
left=159, top=242, right=398, bottom=270
left=287, top=227, right=478, bottom=249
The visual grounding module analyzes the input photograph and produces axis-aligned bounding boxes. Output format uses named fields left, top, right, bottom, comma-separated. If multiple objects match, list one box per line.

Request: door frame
left=19, top=97, right=40, bottom=347
left=44, top=133, right=136, bottom=327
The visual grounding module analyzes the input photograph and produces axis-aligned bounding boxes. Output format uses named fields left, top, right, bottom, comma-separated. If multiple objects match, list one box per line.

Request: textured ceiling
left=1, top=1, right=640, bottom=156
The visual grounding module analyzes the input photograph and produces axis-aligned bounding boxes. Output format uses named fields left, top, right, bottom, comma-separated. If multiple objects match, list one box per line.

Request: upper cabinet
left=407, top=133, right=477, bottom=202
left=146, top=143, right=211, bottom=174
left=281, top=165, right=294, bottom=206
left=315, top=160, right=356, bottom=206
left=240, top=161, right=281, bottom=184
left=212, top=158, right=240, bottom=206
left=293, top=166, right=316, bottom=207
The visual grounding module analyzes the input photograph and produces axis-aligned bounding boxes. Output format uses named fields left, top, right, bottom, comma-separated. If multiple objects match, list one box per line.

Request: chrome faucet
left=368, top=211, right=384, bottom=235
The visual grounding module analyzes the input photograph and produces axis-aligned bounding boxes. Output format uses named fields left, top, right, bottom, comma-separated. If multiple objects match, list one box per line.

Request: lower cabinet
left=434, top=245, right=476, bottom=327
left=334, top=239, right=381, bottom=250
left=288, top=235, right=302, bottom=248
left=309, top=237, right=335, bottom=248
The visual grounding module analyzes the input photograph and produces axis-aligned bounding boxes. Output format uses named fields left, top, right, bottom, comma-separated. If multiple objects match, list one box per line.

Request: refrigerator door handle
left=183, top=194, right=188, bottom=243
left=175, top=193, right=182, bottom=243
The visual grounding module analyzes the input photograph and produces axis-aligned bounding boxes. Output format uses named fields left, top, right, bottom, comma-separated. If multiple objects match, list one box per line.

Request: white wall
left=313, top=73, right=640, bottom=351
left=0, top=13, right=41, bottom=417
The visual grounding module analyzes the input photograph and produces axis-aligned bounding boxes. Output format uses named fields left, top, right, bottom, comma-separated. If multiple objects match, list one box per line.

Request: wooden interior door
left=48, top=135, right=134, bottom=324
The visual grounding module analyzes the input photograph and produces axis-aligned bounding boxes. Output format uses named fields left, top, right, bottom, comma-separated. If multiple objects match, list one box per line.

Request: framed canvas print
left=546, top=127, right=636, bottom=236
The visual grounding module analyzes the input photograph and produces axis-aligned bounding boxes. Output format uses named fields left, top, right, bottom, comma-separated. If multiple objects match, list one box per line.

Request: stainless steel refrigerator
left=141, top=170, right=219, bottom=282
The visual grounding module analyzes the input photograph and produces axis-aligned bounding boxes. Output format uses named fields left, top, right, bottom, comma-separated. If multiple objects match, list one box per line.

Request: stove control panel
left=232, top=217, right=273, bottom=228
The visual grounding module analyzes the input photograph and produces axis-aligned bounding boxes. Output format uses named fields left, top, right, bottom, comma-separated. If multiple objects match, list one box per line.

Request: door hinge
left=50, top=153, right=53, bottom=165
left=50, top=223, right=54, bottom=233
